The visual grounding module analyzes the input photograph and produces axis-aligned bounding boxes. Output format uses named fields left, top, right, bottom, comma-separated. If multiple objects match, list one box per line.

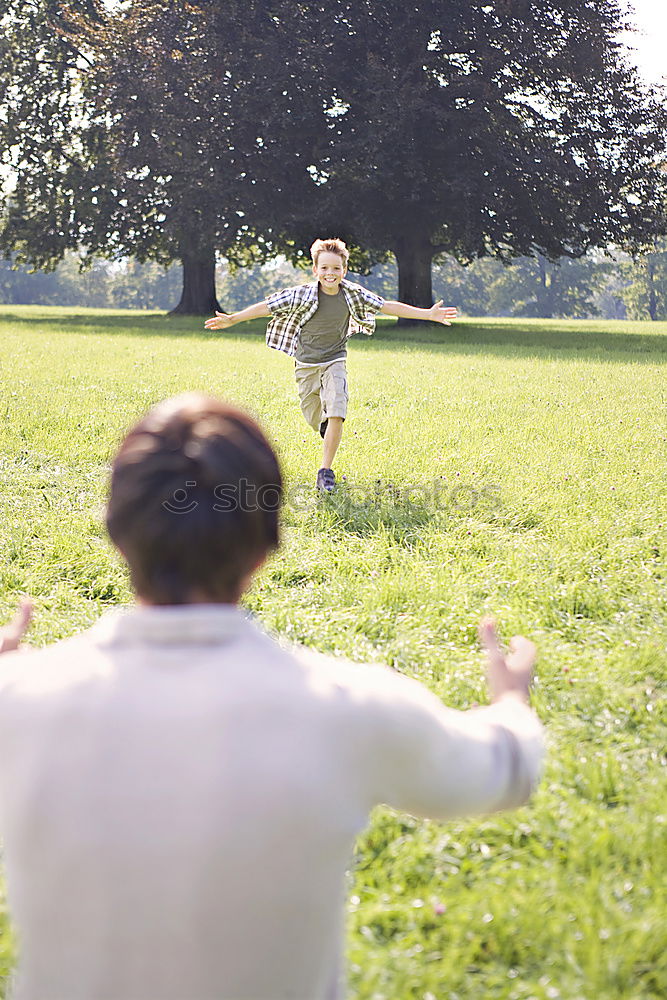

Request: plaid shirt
left=264, top=279, right=385, bottom=357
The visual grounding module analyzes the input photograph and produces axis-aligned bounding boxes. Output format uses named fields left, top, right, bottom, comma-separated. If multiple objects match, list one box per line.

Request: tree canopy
left=1, top=0, right=666, bottom=313
left=1, top=0, right=331, bottom=312
left=0, top=1, right=98, bottom=267
left=294, top=0, right=667, bottom=306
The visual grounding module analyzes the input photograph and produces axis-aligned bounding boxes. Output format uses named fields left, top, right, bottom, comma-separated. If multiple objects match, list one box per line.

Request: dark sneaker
left=316, top=467, right=336, bottom=492
left=319, top=419, right=328, bottom=439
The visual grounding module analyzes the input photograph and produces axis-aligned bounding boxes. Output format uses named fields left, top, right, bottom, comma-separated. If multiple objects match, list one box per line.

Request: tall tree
left=0, top=1, right=329, bottom=313
left=619, top=240, right=667, bottom=321
left=484, top=254, right=606, bottom=318
left=0, top=0, right=102, bottom=268
left=3, top=1, right=666, bottom=316
left=296, top=0, right=667, bottom=313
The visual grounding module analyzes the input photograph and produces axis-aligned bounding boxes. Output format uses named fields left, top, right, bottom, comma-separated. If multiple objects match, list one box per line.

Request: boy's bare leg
left=322, top=417, right=344, bottom=469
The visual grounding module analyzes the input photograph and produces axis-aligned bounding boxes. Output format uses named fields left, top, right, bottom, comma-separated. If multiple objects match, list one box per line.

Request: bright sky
left=622, top=0, right=667, bottom=85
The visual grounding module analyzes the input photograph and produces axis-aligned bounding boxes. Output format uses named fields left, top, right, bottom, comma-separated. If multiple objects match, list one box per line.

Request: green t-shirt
left=295, top=287, right=350, bottom=364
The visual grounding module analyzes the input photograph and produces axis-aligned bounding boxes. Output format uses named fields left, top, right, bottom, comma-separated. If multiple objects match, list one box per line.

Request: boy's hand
left=0, top=599, right=33, bottom=655
left=204, top=311, right=236, bottom=330
left=428, top=301, right=458, bottom=325
left=479, top=618, right=536, bottom=705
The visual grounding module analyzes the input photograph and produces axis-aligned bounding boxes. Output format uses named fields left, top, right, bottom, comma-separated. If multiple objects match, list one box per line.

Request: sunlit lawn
left=0, top=306, right=666, bottom=998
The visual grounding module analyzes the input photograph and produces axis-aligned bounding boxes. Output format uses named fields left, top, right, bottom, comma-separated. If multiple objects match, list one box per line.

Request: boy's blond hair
left=310, top=238, right=349, bottom=267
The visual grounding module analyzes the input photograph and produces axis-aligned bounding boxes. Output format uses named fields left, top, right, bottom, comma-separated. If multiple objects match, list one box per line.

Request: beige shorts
left=294, top=359, right=349, bottom=432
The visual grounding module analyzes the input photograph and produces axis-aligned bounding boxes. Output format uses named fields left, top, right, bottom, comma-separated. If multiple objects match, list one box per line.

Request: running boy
left=205, top=238, right=457, bottom=491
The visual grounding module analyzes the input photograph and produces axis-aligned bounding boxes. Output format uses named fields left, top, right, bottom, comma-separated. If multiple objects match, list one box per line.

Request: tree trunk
left=537, top=256, right=554, bottom=318
left=647, top=257, right=657, bottom=321
left=394, top=236, right=435, bottom=324
left=169, top=247, right=221, bottom=315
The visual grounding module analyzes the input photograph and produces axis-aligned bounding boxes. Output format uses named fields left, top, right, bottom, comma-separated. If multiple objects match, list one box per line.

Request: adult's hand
left=0, top=599, right=33, bottom=655
left=479, top=618, right=536, bottom=704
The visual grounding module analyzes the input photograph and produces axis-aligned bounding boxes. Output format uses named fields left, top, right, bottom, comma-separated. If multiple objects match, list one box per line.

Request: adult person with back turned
left=0, top=393, right=543, bottom=1000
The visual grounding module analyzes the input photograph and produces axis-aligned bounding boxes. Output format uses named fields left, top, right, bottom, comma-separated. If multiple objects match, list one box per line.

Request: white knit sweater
left=0, top=605, right=543, bottom=1000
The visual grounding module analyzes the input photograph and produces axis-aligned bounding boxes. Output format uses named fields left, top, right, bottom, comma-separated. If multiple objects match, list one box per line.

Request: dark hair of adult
left=106, top=394, right=283, bottom=604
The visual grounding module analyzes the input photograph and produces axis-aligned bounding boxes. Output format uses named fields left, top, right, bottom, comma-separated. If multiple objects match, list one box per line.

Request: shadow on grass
left=307, top=483, right=545, bottom=543
left=2, top=309, right=667, bottom=361
left=0, top=310, right=215, bottom=338
left=310, top=485, right=442, bottom=546
left=368, top=318, right=667, bottom=361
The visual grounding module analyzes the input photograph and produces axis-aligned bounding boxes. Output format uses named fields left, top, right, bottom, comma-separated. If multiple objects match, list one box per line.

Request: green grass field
left=1, top=306, right=666, bottom=998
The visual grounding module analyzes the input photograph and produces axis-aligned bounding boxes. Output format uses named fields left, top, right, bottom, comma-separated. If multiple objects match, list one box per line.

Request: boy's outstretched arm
left=204, top=301, right=272, bottom=330
left=381, top=300, right=458, bottom=325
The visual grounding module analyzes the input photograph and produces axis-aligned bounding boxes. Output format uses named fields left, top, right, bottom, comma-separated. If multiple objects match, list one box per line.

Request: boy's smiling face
left=313, top=250, right=347, bottom=295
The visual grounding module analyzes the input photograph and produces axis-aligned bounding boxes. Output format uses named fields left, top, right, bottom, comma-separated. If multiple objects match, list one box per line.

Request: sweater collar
left=90, top=604, right=252, bottom=647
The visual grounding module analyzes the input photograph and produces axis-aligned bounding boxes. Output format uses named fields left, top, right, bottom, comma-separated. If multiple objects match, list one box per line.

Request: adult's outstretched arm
left=0, top=600, right=32, bottom=655
left=364, top=621, right=543, bottom=819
